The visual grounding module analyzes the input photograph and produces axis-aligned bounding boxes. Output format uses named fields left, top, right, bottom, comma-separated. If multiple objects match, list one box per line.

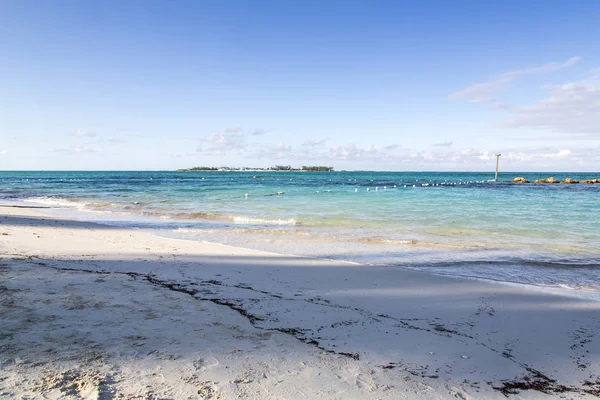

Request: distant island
left=177, top=165, right=334, bottom=172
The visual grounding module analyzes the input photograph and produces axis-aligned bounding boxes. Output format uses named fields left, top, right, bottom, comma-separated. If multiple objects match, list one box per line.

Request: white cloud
left=501, top=79, right=600, bottom=136
left=302, top=138, right=328, bottom=147
left=491, top=102, right=512, bottom=110
left=51, top=146, right=96, bottom=154
left=274, top=143, right=293, bottom=152
left=70, top=129, right=97, bottom=138
left=504, top=148, right=572, bottom=162
left=0, top=150, right=7, bottom=156
left=458, top=148, right=492, bottom=161
left=108, top=137, right=128, bottom=144
left=252, top=129, right=267, bottom=136
left=499, top=56, right=580, bottom=78
left=449, top=77, right=512, bottom=103
left=326, top=144, right=577, bottom=168
left=168, top=152, right=196, bottom=158
left=198, top=132, right=246, bottom=155
left=383, top=147, right=577, bottom=168
left=70, top=146, right=95, bottom=153
left=329, top=144, right=380, bottom=160
left=225, top=127, right=242, bottom=133
left=250, top=143, right=294, bottom=160
left=497, top=147, right=585, bottom=169
left=258, top=141, right=495, bottom=165
left=450, top=56, right=581, bottom=103
left=218, top=133, right=597, bottom=169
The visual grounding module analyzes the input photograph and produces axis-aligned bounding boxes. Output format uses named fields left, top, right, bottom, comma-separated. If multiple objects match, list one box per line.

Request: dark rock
left=561, top=177, right=579, bottom=184
left=533, top=177, right=559, bottom=183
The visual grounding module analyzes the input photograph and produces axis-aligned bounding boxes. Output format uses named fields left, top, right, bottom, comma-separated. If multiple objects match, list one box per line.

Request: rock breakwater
left=512, top=176, right=599, bottom=184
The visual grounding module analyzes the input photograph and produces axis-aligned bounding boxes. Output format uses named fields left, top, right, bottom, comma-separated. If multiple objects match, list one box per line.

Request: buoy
left=355, top=188, right=358, bottom=192
left=383, top=186, right=387, bottom=189
left=244, top=193, right=248, bottom=198
left=366, top=188, right=370, bottom=192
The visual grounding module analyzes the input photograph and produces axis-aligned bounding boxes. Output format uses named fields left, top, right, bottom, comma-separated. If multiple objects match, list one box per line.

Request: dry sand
left=0, top=207, right=599, bottom=399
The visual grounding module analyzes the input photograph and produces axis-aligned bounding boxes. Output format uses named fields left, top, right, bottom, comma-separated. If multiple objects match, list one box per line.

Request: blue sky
left=1, top=0, right=599, bottom=171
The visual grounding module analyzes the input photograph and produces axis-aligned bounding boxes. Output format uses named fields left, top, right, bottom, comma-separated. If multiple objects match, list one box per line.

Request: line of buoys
left=249, top=180, right=493, bottom=199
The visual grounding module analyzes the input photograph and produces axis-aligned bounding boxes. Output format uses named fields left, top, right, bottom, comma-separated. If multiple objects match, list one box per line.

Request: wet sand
left=1, top=207, right=599, bottom=399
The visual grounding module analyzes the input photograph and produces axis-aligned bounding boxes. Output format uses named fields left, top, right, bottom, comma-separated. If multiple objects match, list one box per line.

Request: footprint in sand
left=197, top=381, right=220, bottom=399
left=194, top=356, right=219, bottom=371
left=446, top=384, right=472, bottom=399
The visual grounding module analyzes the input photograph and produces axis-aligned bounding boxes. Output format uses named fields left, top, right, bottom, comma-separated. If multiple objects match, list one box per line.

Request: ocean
left=1, top=170, right=599, bottom=299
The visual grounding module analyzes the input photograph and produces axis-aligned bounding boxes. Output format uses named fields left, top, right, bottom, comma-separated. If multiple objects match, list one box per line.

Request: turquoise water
left=1, top=171, right=599, bottom=298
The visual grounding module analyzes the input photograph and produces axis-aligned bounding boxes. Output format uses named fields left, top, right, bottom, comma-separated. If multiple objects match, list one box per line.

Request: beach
left=4, top=0, right=600, bottom=397
left=1, top=206, right=599, bottom=399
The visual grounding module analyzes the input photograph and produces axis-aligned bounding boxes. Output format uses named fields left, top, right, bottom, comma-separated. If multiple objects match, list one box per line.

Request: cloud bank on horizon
left=0, top=1, right=599, bottom=171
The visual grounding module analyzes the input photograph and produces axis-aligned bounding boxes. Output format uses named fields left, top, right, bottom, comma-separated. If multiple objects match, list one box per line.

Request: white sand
left=0, top=207, right=599, bottom=399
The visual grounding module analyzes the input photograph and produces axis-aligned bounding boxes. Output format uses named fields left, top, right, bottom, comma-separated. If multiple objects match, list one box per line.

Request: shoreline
left=5, top=201, right=597, bottom=302
left=5, top=200, right=600, bottom=303
left=26, top=201, right=600, bottom=302
left=1, top=207, right=599, bottom=398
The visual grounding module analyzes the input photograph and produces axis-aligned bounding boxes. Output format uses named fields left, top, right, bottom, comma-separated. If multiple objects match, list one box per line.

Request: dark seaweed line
left=14, top=257, right=600, bottom=397
left=23, top=259, right=361, bottom=361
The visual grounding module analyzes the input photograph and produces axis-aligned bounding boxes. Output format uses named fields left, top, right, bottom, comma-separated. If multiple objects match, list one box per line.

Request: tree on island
left=177, top=165, right=334, bottom=172
left=301, top=166, right=334, bottom=172
left=269, top=165, right=293, bottom=171
left=176, top=167, right=219, bottom=171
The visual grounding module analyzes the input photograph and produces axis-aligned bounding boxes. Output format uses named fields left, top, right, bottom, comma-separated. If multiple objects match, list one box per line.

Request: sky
left=1, top=0, right=599, bottom=171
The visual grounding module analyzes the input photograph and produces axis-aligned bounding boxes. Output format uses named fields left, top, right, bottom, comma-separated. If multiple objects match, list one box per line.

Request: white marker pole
left=495, top=153, right=501, bottom=182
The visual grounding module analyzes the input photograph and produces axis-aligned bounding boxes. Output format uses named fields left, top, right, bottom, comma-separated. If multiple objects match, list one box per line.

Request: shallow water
left=2, top=170, right=599, bottom=298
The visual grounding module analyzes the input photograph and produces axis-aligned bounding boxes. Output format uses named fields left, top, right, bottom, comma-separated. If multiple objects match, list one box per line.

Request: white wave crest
left=23, top=196, right=86, bottom=208
left=233, top=216, right=297, bottom=225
